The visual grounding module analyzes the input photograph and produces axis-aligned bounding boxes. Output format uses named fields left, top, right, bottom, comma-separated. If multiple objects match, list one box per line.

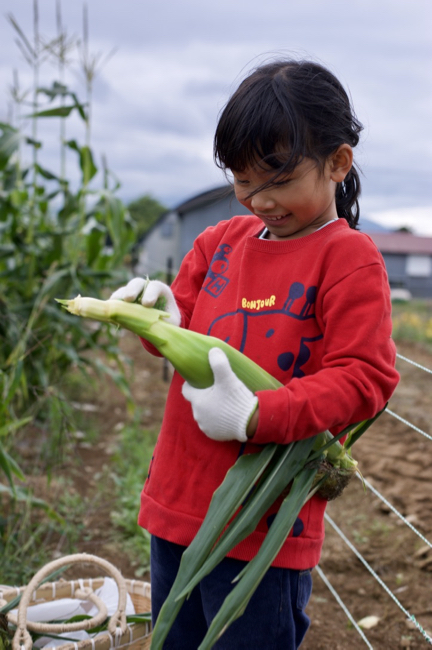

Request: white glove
left=182, top=348, right=258, bottom=443
left=110, top=278, right=181, bottom=327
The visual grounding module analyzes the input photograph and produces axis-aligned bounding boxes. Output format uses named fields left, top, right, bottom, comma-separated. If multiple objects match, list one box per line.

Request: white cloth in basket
left=10, top=578, right=135, bottom=648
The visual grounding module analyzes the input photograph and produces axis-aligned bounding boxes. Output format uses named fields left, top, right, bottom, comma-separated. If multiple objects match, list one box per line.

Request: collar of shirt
left=258, top=218, right=338, bottom=240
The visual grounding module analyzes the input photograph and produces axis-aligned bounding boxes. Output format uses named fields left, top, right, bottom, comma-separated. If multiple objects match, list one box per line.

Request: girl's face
left=232, top=157, right=340, bottom=241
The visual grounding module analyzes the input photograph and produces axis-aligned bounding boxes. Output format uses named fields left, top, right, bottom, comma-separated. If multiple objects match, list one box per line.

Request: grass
left=0, top=367, right=100, bottom=584
left=392, top=299, right=432, bottom=348
left=0, top=477, right=89, bottom=585
left=110, top=411, right=158, bottom=576
left=0, top=356, right=155, bottom=585
left=0, top=411, right=157, bottom=584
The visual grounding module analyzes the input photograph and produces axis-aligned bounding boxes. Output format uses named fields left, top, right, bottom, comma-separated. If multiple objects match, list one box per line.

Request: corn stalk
left=58, top=296, right=384, bottom=648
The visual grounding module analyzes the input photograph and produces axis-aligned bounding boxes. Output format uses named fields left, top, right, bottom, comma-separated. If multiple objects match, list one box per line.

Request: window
left=405, top=255, right=432, bottom=277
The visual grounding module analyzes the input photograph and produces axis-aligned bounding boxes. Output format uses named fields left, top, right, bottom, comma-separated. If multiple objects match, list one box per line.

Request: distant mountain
left=359, top=217, right=391, bottom=233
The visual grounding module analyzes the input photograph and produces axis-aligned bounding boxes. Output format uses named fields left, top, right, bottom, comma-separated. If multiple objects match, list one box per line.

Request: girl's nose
left=250, top=191, right=276, bottom=213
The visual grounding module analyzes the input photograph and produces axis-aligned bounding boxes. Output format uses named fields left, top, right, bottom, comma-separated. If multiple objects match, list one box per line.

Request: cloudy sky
left=0, top=0, right=431, bottom=234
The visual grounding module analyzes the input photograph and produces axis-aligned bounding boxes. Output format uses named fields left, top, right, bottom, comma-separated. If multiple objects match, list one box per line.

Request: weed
left=109, top=411, right=158, bottom=575
left=392, top=300, right=432, bottom=348
left=0, top=477, right=89, bottom=585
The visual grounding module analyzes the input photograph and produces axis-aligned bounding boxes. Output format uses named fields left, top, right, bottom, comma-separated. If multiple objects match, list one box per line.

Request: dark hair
left=214, top=59, right=363, bottom=228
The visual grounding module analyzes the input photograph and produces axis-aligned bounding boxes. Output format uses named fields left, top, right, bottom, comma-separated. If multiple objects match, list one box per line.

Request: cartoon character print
left=207, top=281, right=323, bottom=379
left=202, top=244, right=232, bottom=297
left=207, top=281, right=322, bottom=536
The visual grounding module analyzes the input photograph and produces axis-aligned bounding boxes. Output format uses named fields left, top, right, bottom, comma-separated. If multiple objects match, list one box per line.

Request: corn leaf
left=0, top=416, right=33, bottom=439
left=176, top=436, right=317, bottom=602
left=198, top=465, right=318, bottom=649
left=0, top=123, right=20, bottom=170
left=150, top=443, right=279, bottom=649
left=27, top=105, right=77, bottom=118
left=66, top=140, right=98, bottom=185
left=344, top=405, right=387, bottom=449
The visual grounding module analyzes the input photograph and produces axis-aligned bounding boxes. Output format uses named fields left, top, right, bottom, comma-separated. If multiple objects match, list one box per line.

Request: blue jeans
left=150, top=535, right=312, bottom=649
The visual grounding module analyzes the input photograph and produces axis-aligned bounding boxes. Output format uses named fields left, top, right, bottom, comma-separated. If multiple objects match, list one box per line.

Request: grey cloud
left=0, top=0, right=431, bottom=232
left=362, top=166, right=432, bottom=209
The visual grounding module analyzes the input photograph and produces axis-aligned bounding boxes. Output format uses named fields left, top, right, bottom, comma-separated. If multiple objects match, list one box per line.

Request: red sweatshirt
left=138, top=216, right=399, bottom=569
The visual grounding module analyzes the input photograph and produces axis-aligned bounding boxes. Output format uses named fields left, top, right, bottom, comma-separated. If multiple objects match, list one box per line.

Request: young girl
left=112, top=59, right=399, bottom=649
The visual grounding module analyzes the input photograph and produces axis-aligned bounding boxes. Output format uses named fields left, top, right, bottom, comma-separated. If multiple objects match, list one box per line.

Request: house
left=134, top=186, right=252, bottom=278
left=365, top=231, right=432, bottom=298
left=134, top=185, right=432, bottom=298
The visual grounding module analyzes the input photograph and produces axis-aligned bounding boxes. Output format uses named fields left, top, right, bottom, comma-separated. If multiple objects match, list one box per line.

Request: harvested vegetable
left=57, top=295, right=383, bottom=648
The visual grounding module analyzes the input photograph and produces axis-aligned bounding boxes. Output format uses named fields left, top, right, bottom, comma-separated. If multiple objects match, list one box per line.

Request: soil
left=22, top=334, right=432, bottom=649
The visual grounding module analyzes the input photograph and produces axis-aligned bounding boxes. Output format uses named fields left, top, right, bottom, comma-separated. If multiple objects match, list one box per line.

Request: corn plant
left=0, top=4, right=137, bottom=506
left=59, top=296, right=383, bottom=648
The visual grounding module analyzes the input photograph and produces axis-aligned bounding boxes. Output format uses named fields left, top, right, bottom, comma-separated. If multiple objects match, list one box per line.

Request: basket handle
left=9, top=553, right=129, bottom=650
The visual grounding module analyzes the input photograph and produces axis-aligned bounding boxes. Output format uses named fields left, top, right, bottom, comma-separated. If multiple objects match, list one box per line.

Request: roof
left=175, top=185, right=234, bottom=215
left=173, top=186, right=391, bottom=234
left=140, top=184, right=432, bottom=256
left=366, top=231, right=432, bottom=255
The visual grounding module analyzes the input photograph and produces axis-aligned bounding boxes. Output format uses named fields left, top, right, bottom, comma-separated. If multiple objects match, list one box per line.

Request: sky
left=0, top=0, right=431, bottom=234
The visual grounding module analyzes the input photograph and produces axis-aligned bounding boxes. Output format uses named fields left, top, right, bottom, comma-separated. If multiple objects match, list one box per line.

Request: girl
left=112, top=59, right=399, bottom=649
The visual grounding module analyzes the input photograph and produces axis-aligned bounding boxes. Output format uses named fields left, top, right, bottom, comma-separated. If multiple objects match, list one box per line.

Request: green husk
left=56, top=296, right=281, bottom=392
left=149, top=443, right=279, bottom=646
left=197, top=465, right=319, bottom=649
left=173, top=437, right=317, bottom=603
left=57, top=296, right=358, bottom=469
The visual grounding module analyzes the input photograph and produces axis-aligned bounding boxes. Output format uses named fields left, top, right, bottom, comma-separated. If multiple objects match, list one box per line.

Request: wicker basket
left=0, top=554, right=152, bottom=650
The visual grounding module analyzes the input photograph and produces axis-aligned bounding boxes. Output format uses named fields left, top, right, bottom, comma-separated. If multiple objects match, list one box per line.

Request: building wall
left=135, top=210, right=181, bottom=277
left=180, top=193, right=250, bottom=259
left=136, top=192, right=250, bottom=277
left=383, top=253, right=432, bottom=298
left=383, top=253, right=406, bottom=286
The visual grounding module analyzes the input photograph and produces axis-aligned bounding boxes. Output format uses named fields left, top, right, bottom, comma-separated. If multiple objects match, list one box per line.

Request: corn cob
left=57, top=296, right=281, bottom=392
left=57, top=295, right=358, bottom=473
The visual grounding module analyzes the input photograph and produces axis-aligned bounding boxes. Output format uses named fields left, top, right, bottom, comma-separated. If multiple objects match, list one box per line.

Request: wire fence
left=317, top=351, right=432, bottom=648
left=130, top=256, right=432, bottom=646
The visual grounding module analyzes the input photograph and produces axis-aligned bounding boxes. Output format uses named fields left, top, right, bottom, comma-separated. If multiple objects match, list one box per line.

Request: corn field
left=0, top=1, right=137, bottom=522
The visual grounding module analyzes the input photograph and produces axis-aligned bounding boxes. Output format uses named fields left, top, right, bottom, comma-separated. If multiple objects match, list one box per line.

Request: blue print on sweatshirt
left=266, top=514, right=304, bottom=537
left=292, top=517, right=304, bottom=537
left=203, top=243, right=233, bottom=297
left=207, top=282, right=323, bottom=378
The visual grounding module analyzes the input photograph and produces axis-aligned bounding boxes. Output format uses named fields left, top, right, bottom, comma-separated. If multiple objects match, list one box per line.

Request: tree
left=128, top=194, right=167, bottom=241
left=396, top=226, right=413, bottom=234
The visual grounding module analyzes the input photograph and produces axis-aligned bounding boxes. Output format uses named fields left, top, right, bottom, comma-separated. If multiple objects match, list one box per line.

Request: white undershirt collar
left=259, top=218, right=338, bottom=240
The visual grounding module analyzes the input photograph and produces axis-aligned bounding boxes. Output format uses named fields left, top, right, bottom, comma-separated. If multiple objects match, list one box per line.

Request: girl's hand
left=182, top=348, right=258, bottom=442
left=110, top=278, right=181, bottom=327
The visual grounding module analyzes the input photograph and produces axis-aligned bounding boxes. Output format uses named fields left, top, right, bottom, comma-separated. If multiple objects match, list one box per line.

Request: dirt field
left=304, top=340, right=432, bottom=649
left=56, top=334, right=432, bottom=649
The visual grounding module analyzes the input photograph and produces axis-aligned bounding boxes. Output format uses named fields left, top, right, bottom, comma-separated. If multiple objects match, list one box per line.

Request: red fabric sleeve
left=139, top=225, right=219, bottom=354
left=253, top=262, right=399, bottom=444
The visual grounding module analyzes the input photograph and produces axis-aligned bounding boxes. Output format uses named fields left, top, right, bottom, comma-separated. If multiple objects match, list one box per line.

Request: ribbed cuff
left=217, top=392, right=258, bottom=442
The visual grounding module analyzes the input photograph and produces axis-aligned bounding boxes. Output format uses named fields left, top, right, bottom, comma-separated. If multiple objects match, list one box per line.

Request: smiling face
left=232, top=146, right=353, bottom=241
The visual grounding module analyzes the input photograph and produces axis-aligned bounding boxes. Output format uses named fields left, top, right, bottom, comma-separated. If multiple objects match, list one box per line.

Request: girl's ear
left=329, top=144, right=353, bottom=183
